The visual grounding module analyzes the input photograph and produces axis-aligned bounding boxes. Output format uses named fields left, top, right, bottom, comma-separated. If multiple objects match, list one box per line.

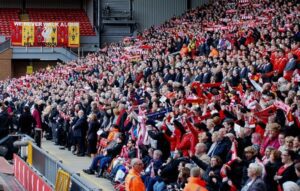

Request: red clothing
left=177, top=132, right=193, bottom=156
left=32, top=109, right=42, bottom=129
left=163, top=128, right=182, bottom=152
left=260, top=136, right=280, bottom=156
left=274, top=56, right=288, bottom=74
left=186, top=121, right=201, bottom=154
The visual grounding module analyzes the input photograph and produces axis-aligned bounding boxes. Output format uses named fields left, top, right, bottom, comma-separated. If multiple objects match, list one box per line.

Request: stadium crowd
left=1, top=0, right=300, bottom=190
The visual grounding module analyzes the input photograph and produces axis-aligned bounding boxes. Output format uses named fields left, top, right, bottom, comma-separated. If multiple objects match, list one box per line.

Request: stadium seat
left=27, top=9, right=96, bottom=36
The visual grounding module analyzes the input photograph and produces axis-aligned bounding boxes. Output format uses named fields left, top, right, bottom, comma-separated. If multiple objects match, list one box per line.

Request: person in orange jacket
left=125, top=158, right=146, bottom=191
left=183, top=167, right=208, bottom=191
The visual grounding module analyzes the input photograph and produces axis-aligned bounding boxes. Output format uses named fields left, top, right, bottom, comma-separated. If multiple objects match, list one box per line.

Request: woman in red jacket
left=163, top=120, right=186, bottom=156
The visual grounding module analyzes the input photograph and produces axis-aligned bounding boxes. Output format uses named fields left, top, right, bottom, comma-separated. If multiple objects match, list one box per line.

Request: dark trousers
left=34, top=128, right=42, bottom=147
left=89, top=154, right=112, bottom=171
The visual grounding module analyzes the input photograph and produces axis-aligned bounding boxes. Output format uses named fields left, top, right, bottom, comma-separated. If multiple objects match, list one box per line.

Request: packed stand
left=0, top=0, right=300, bottom=190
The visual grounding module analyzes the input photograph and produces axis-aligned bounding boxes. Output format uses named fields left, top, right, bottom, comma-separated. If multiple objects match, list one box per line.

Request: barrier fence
left=15, top=134, right=100, bottom=191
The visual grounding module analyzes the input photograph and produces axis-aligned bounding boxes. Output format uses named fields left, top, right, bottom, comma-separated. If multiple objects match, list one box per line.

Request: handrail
left=28, top=140, right=100, bottom=191
left=5, top=134, right=100, bottom=191
left=0, top=39, right=11, bottom=53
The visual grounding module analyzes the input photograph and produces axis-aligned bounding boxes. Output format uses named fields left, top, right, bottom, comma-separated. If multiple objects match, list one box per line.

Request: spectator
left=275, top=150, right=298, bottom=191
left=241, top=163, right=267, bottom=191
left=83, top=133, right=123, bottom=177
left=183, top=167, right=207, bottom=191
left=86, top=113, right=100, bottom=157
left=18, top=106, right=35, bottom=136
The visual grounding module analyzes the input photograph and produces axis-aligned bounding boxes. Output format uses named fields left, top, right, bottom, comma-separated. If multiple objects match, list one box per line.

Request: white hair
left=249, top=163, right=263, bottom=177
left=283, top=181, right=300, bottom=191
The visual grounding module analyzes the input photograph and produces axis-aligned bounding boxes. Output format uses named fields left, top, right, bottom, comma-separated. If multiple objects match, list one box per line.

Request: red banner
left=11, top=22, right=78, bottom=47
left=14, top=154, right=52, bottom=191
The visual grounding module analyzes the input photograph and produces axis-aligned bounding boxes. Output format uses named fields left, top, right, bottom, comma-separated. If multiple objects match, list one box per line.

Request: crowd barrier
left=13, top=134, right=101, bottom=191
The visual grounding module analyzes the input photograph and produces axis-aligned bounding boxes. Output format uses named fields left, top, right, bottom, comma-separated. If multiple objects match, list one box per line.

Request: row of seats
left=27, top=9, right=95, bottom=36
left=0, top=8, right=95, bottom=36
left=0, top=8, right=20, bottom=36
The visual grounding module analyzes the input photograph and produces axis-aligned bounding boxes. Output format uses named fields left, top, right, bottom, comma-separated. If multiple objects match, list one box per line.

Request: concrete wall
left=12, top=60, right=56, bottom=78
left=83, top=0, right=94, bottom=26
left=0, top=0, right=22, bottom=8
left=0, top=49, right=12, bottom=80
left=26, top=0, right=81, bottom=9
left=132, top=0, right=187, bottom=31
left=191, top=0, right=210, bottom=9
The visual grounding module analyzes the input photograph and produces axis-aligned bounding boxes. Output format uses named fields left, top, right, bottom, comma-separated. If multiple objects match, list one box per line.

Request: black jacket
left=72, top=116, right=88, bottom=138
left=191, top=156, right=222, bottom=191
left=18, top=111, right=35, bottom=135
left=106, top=141, right=123, bottom=158
left=87, top=121, right=100, bottom=141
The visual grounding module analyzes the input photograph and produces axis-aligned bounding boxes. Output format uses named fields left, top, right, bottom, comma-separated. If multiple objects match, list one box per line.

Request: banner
left=11, top=22, right=22, bottom=46
left=22, top=22, right=35, bottom=46
left=43, top=22, right=58, bottom=46
left=14, top=154, right=52, bottom=191
left=55, top=169, right=70, bottom=191
left=11, top=22, right=79, bottom=47
left=68, top=22, right=80, bottom=47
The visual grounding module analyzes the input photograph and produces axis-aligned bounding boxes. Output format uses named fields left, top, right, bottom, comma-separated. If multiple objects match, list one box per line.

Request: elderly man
left=72, top=110, right=88, bottom=156
left=194, top=143, right=210, bottom=165
left=125, top=158, right=145, bottom=191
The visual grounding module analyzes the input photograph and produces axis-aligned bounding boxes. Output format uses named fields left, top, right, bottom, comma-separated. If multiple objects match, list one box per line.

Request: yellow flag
left=22, top=22, right=34, bottom=46
left=55, top=169, right=70, bottom=191
left=68, top=22, right=80, bottom=47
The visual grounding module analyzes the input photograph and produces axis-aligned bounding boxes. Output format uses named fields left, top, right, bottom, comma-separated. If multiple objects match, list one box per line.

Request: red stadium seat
left=27, top=8, right=96, bottom=36
left=0, top=8, right=20, bottom=36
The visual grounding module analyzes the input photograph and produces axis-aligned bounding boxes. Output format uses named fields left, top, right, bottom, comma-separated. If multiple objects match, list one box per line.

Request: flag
left=68, top=22, right=80, bottom=47
left=22, top=22, right=34, bottom=46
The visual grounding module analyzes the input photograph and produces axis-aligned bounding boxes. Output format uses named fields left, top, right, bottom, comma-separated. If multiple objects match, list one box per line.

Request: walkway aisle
left=41, top=139, right=114, bottom=191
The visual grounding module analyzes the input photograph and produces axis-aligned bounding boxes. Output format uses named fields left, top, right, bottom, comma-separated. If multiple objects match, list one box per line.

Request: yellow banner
left=22, top=22, right=34, bottom=46
left=43, top=22, right=58, bottom=46
left=26, top=65, right=33, bottom=74
left=26, top=141, right=33, bottom=165
left=68, top=22, right=80, bottom=47
left=55, top=169, right=70, bottom=191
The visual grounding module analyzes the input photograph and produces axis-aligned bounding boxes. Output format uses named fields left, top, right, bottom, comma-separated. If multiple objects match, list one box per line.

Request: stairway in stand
left=19, top=14, right=29, bottom=22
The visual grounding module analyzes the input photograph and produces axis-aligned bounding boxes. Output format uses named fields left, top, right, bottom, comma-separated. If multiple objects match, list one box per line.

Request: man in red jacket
left=274, top=49, right=288, bottom=74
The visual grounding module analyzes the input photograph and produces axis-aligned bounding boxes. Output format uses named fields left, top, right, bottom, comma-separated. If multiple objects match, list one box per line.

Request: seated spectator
left=83, top=133, right=123, bottom=177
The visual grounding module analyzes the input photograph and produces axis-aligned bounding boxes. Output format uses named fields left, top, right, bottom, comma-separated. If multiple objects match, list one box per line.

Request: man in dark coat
left=18, top=106, right=35, bottom=136
left=0, top=103, right=9, bottom=139
left=72, top=110, right=88, bottom=156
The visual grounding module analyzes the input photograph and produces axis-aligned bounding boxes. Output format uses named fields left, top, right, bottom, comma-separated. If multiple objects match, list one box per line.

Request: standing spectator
left=241, top=163, right=267, bottom=191
left=0, top=102, right=9, bottom=139
left=260, top=123, right=281, bottom=156
left=18, top=106, right=35, bottom=136
left=265, top=150, right=282, bottom=191
left=86, top=113, right=100, bottom=157
left=275, top=150, right=298, bottom=191
left=72, top=110, right=87, bottom=156
left=32, top=104, right=42, bottom=147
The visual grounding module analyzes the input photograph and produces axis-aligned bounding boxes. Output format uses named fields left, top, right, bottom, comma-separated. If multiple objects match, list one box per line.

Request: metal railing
left=0, top=39, right=11, bottom=53
left=9, top=134, right=100, bottom=191
left=29, top=140, right=100, bottom=191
